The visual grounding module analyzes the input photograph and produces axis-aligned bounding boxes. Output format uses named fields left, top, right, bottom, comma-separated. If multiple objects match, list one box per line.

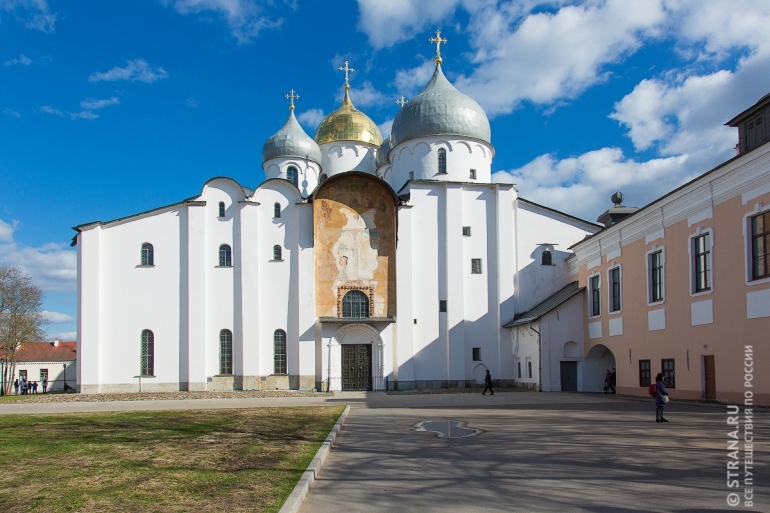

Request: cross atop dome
left=285, top=89, right=299, bottom=110
left=396, top=95, right=408, bottom=107
left=429, top=30, right=447, bottom=65
left=338, top=60, right=355, bottom=90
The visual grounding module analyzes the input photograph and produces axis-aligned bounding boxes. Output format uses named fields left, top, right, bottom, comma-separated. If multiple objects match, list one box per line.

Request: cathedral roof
left=376, top=136, right=392, bottom=167
left=391, top=64, right=491, bottom=147
left=262, top=110, right=322, bottom=165
left=314, top=89, right=383, bottom=146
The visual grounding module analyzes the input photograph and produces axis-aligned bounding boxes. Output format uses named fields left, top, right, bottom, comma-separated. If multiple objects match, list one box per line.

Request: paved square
left=300, top=392, right=768, bottom=513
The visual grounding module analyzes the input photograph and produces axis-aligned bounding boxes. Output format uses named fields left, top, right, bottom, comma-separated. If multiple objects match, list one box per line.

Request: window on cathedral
left=472, top=348, right=481, bottom=361
left=438, top=148, right=447, bottom=174
left=463, top=226, right=471, bottom=236
left=470, top=169, right=476, bottom=179
left=439, top=300, right=447, bottom=312
left=140, top=330, right=154, bottom=376
left=219, top=329, right=233, bottom=375
left=141, top=243, right=154, bottom=266
left=274, top=202, right=281, bottom=218
left=274, top=330, right=287, bottom=374
left=541, top=250, right=552, bottom=266
left=218, top=201, right=225, bottom=218
left=273, top=245, right=282, bottom=261
left=219, top=244, right=232, bottom=267
left=471, top=259, right=482, bottom=274
left=287, top=166, right=298, bottom=187
left=342, top=290, right=369, bottom=318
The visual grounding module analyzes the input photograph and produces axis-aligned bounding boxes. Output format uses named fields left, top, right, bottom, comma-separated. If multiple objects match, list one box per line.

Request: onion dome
left=376, top=136, right=392, bottom=167
left=314, top=89, right=383, bottom=146
left=262, top=109, right=322, bottom=165
left=391, top=64, right=491, bottom=146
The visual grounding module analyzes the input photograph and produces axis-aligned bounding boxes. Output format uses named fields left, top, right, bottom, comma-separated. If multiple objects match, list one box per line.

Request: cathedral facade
left=74, top=55, right=599, bottom=393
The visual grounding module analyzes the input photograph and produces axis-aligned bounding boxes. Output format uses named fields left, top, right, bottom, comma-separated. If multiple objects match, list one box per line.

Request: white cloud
left=163, top=0, right=283, bottom=44
left=0, top=218, right=76, bottom=293
left=70, top=110, right=100, bottom=120
left=394, top=60, right=435, bottom=97
left=356, top=0, right=467, bottom=49
left=297, top=108, right=324, bottom=130
left=41, top=310, right=74, bottom=324
left=3, top=108, right=20, bottom=118
left=378, top=119, right=393, bottom=138
left=337, top=81, right=389, bottom=108
left=79, top=97, right=120, bottom=110
left=0, top=0, right=56, bottom=33
left=48, top=331, right=76, bottom=340
left=4, top=54, right=32, bottom=66
left=39, top=105, right=63, bottom=116
left=88, top=59, right=169, bottom=83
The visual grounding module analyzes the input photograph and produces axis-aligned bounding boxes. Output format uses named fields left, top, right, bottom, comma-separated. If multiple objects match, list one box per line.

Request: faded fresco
left=314, top=175, right=397, bottom=318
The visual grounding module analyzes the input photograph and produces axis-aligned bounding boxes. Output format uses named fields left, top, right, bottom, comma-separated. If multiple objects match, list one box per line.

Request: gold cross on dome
left=285, top=89, right=299, bottom=110
left=429, top=29, right=447, bottom=64
left=396, top=95, right=408, bottom=107
left=338, top=60, right=355, bottom=89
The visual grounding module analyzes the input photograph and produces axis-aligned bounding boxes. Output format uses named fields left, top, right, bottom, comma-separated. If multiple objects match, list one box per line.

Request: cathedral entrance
left=341, top=344, right=372, bottom=391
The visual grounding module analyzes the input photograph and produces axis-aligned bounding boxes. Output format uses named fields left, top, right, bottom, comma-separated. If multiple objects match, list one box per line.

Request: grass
left=0, top=406, right=345, bottom=512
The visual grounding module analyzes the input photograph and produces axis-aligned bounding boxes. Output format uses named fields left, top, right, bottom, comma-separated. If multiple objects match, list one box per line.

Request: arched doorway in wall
left=327, top=324, right=385, bottom=391
left=583, top=344, right=616, bottom=392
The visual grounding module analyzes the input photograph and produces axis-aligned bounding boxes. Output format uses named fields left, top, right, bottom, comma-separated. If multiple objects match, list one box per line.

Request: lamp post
left=62, top=362, right=67, bottom=392
left=0, top=358, right=4, bottom=396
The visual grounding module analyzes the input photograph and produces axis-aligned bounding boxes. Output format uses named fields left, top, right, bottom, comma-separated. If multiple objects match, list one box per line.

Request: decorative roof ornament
left=285, top=89, right=299, bottom=111
left=429, top=29, right=447, bottom=65
left=338, top=60, right=355, bottom=90
left=396, top=95, right=408, bottom=107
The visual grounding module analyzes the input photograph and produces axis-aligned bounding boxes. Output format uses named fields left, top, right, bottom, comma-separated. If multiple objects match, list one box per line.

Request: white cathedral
left=74, top=43, right=599, bottom=393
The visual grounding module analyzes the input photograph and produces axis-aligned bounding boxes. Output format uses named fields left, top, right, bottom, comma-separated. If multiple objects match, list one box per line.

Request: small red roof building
left=15, top=341, right=77, bottom=362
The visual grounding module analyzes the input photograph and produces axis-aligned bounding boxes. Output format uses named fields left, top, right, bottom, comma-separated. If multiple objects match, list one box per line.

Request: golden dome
left=314, top=89, right=383, bottom=146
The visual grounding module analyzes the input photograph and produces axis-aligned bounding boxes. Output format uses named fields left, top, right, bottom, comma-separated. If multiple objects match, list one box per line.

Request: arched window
left=542, top=250, right=552, bottom=266
left=274, top=329, right=287, bottom=374
left=219, top=244, right=232, bottom=267
left=140, top=330, right=154, bottom=376
left=319, top=173, right=327, bottom=183
left=274, top=202, right=281, bottom=218
left=342, top=290, right=369, bottom=318
left=219, top=329, right=233, bottom=375
left=273, top=245, right=282, bottom=261
left=218, top=201, right=225, bottom=218
left=141, top=243, right=154, bottom=266
left=438, top=148, right=447, bottom=174
left=287, top=166, right=298, bottom=187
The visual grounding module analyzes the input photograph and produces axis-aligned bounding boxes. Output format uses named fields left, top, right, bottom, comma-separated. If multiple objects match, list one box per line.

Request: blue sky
left=2, top=0, right=769, bottom=340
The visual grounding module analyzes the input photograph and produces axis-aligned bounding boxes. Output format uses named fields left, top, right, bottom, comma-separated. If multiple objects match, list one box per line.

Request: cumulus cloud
left=0, top=218, right=76, bottom=293
left=394, top=60, right=435, bottom=97
left=88, top=59, right=169, bottom=83
left=0, top=0, right=56, bottom=32
left=297, top=108, right=325, bottom=130
left=42, top=310, right=74, bottom=324
left=162, top=0, right=283, bottom=44
left=39, top=105, right=63, bottom=116
left=70, top=110, right=100, bottom=120
left=378, top=119, right=393, bottom=138
left=357, top=0, right=467, bottom=49
left=4, top=54, right=32, bottom=66
left=336, top=81, right=389, bottom=108
left=3, top=108, right=20, bottom=118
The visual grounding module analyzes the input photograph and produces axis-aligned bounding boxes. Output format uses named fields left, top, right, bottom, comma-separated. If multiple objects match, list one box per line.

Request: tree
left=0, top=265, right=47, bottom=395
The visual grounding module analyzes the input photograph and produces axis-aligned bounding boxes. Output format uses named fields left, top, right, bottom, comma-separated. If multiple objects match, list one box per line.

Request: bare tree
left=0, top=265, right=47, bottom=395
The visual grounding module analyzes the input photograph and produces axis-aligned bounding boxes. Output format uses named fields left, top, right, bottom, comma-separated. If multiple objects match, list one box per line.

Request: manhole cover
left=414, top=420, right=483, bottom=438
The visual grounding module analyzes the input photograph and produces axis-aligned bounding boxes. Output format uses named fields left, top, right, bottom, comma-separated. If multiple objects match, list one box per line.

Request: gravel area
left=1, top=390, right=330, bottom=403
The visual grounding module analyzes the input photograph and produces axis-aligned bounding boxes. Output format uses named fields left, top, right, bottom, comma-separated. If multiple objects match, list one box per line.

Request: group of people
left=12, top=377, right=48, bottom=395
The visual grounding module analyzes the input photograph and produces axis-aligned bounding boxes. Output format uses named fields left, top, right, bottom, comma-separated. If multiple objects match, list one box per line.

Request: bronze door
left=704, top=355, right=716, bottom=399
left=342, top=344, right=372, bottom=391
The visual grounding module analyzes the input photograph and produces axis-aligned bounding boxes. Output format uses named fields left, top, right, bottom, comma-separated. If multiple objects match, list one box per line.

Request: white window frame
left=743, top=203, right=770, bottom=286
left=688, top=227, right=714, bottom=297
left=607, top=264, right=622, bottom=314
left=471, top=258, right=483, bottom=274
left=588, top=271, right=601, bottom=318
left=645, top=245, right=666, bottom=306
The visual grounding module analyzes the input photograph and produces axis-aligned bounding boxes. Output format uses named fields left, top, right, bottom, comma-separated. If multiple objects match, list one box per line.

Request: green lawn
left=0, top=406, right=345, bottom=512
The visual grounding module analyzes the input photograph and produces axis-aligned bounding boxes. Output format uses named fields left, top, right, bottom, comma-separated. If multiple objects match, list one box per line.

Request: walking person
left=482, top=369, right=494, bottom=395
left=604, top=370, right=612, bottom=393
left=13, top=379, right=19, bottom=395
left=610, top=368, right=617, bottom=394
left=42, top=378, right=48, bottom=394
left=655, top=373, right=670, bottom=422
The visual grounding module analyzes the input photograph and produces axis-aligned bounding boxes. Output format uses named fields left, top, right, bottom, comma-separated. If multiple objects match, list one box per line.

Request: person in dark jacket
left=604, top=370, right=611, bottom=393
left=610, top=368, right=617, bottom=394
left=482, top=370, right=494, bottom=395
left=13, top=379, right=19, bottom=395
left=655, top=373, right=670, bottom=422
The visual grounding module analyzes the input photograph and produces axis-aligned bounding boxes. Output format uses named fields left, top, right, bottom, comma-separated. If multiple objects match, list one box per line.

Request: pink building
left=569, top=93, right=770, bottom=406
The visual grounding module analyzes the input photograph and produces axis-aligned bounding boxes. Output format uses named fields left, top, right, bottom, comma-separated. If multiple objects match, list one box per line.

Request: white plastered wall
left=263, top=157, right=321, bottom=198
left=319, top=142, right=377, bottom=177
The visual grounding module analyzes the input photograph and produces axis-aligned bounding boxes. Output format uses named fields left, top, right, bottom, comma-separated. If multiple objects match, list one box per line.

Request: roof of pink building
left=14, top=341, right=77, bottom=362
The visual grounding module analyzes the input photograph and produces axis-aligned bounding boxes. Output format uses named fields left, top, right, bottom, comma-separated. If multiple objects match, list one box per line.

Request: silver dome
left=262, top=110, right=322, bottom=165
left=376, top=136, right=392, bottom=167
left=391, top=64, right=491, bottom=146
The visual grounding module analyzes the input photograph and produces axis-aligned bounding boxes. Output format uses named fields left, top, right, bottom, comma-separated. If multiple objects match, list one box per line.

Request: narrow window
left=140, top=329, right=154, bottom=376
left=527, top=360, right=533, bottom=379
left=541, top=250, right=552, bottom=266
left=273, top=245, right=282, bottom=261
left=141, top=243, right=154, bottom=266
left=472, top=348, right=481, bottom=361
left=218, top=201, right=225, bottom=218
left=469, top=169, right=476, bottom=179
left=274, top=330, right=287, bottom=374
left=517, top=361, right=522, bottom=379
left=751, top=212, right=770, bottom=280
left=319, top=173, right=328, bottom=183
left=650, top=251, right=664, bottom=302
left=462, top=226, right=471, bottom=237
left=471, top=258, right=482, bottom=274
left=342, top=290, right=369, bottom=318
left=590, top=275, right=601, bottom=316
left=287, top=166, right=298, bottom=187
left=219, top=329, right=233, bottom=375
left=662, top=359, right=675, bottom=388
left=639, top=360, right=651, bottom=387
left=439, top=300, right=447, bottom=312
left=40, top=369, right=48, bottom=383
left=609, top=267, right=621, bottom=312
left=437, top=148, right=447, bottom=174
left=219, top=244, right=232, bottom=267
left=274, top=202, right=281, bottom=218
left=693, top=233, right=711, bottom=292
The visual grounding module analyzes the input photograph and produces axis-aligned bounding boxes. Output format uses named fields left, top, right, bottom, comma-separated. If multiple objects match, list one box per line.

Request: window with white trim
left=471, top=258, right=482, bottom=274
left=649, top=250, right=664, bottom=302
left=693, top=233, right=711, bottom=292
left=287, top=166, right=298, bottom=187
left=140, top=330, right=154, bottom=376
left=274, top=330, right=287, bottom=374
left=750, top=211, right=770, bottom=280
left=274, top=202, right=281, bottom=218
left=218, top=201, right=225, bottom=218
left=589, top=274, right=601, bottom=317
left=219, top=329, right=233, bottom=375
left=273, top=245, right=282, bottom=261
left=141, top=243, right=154, bottom=266
left=437, top=148, right=447, bottom=174
left=608, top=266, right=621, bottom=313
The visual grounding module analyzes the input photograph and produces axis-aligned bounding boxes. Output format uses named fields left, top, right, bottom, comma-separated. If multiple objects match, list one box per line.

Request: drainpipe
left=529, top=321, right=542, bottom=392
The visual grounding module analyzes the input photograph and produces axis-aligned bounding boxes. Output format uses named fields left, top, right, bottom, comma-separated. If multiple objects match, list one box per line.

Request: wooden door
left=704, top=355, right=716, bottom=400
left=342, top=344, right=372, bottom=391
